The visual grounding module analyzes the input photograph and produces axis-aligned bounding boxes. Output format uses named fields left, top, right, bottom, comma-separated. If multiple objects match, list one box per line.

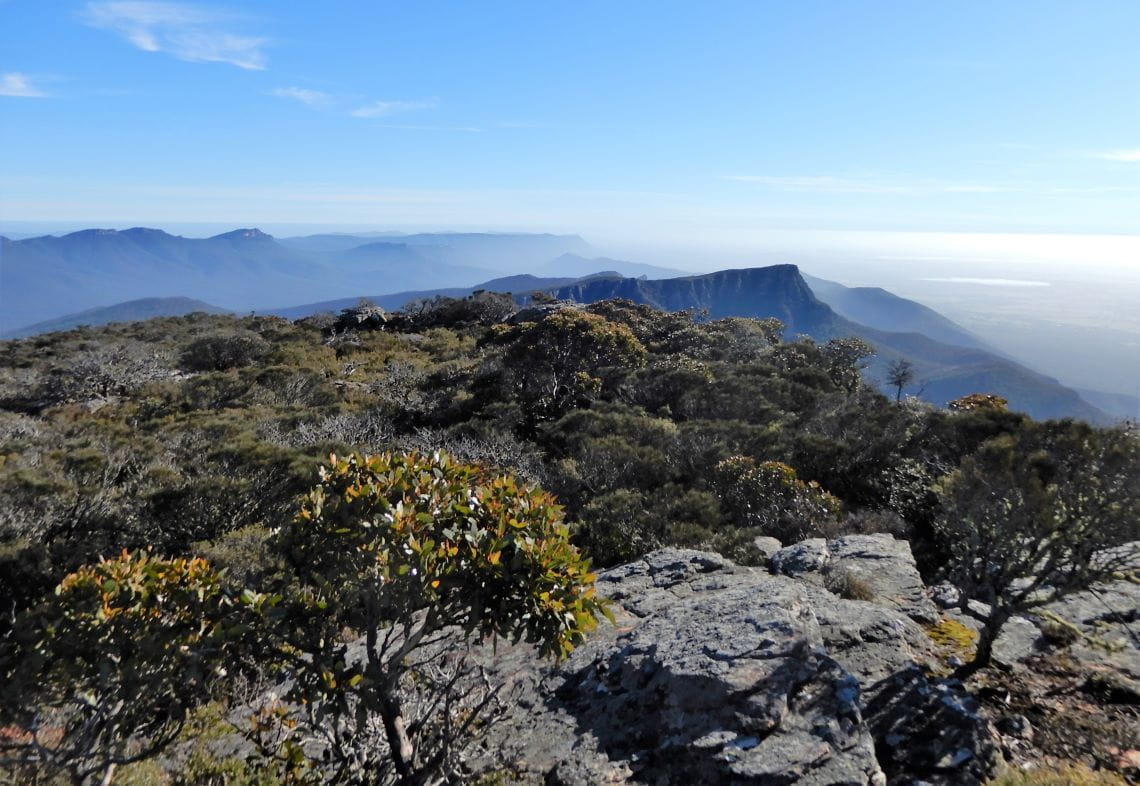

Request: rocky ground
left=460, top=535, right=1139, bottom=785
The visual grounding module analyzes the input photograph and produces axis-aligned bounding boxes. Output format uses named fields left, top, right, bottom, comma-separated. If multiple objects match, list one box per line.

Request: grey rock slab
left=771, top=534, right=940, bottom=625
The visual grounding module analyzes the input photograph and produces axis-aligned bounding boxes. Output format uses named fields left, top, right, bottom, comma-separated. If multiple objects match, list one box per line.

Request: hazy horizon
left=3, top=1, right=1138, bottom=403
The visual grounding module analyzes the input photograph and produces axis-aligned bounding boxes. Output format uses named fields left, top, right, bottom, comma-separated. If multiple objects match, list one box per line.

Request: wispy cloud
left=1098, top=148, right=1140, bottom=162
left=722, top=174, right=1015, bottom=195
left=270, top=86, right=331, bottom=107
left=921, top=277, right=1051, bottom=287
left=83, top=1, right=268, bottom=70
left=722, top=175, right=914, bottom=194
left=0, top=72, right=48, bottom=97
left=350, top=98, right=438, bottom=118
left=376, top=124, right=483, bottom=132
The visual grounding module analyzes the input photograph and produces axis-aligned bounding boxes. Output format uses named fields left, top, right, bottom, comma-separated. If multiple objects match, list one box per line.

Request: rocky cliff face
left=468, top=536, right=1002, bottom=785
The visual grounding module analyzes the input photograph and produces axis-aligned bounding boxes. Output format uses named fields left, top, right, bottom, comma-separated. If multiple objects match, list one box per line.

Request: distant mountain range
left=0, top=228, right=593, bottom=332
left=0, top=227, right=1117, bottom=422
left=540, top=254, right=688, bottom=280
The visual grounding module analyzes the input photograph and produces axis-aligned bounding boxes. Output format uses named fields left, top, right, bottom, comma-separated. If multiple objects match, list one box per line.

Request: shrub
left=0, top=551, right=247, bottom=786
left=256, top=451, right=608, bottom=784
left=711, top=456, right=841, bottom=543
left=824, top=566, right=876, bottom=601
left=180, top=332, right=269, bottom=372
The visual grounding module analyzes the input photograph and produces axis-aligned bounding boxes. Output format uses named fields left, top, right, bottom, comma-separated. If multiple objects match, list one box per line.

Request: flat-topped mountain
left=553, top=265, right=844, bottom=335
left=546, top=266, right=1109, bottom=422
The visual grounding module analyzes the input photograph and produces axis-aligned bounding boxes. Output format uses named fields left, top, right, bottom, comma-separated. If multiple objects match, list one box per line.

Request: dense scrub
left=0, top=298, right=1134, bottom=613
left=0, top=296, right=1136, bottom=782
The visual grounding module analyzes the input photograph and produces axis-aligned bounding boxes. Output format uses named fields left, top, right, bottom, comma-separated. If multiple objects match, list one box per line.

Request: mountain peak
left=210, top=228, right=273, bottom=241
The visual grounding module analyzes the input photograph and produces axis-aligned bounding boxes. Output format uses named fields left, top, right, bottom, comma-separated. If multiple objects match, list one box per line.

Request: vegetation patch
left=987, top=761, right=1128, bottom=786
left=926, top=616, right=979, bottom=660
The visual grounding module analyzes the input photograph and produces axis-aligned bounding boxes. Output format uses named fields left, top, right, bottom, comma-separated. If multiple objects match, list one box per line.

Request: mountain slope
left=264, top=273, right=596, bottom=321
left=547, top=266, right=1110, bottom=423
left=802, top=273, right=997, bottom=353
left=2, top=297, right=232, bottom=339
left=541, top=253, right=690, bottom=280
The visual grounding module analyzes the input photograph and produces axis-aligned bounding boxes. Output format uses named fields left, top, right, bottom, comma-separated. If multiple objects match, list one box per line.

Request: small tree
left=934, top=422, right=1140, bottom=678
left=820, top=337, right=876, bottom=393
left=0, top=551, right=241, bottom=786
left=485, top=308, right=647, bottom=427
left=885, top=358, right=916, bottom=403
left=180, top=331, right=269, bottom=372
left=258, top=451, right=607, bottom=785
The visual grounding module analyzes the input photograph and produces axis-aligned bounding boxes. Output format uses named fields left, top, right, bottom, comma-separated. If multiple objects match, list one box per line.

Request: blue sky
left=2, top=1, right=1139, bottom=242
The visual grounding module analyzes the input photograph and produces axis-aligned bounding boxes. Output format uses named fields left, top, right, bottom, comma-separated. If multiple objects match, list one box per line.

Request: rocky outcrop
left=470, top=545, right=999, bottom=785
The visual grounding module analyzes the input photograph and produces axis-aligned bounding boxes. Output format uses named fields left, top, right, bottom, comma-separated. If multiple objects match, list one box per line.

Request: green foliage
left=2, top=301, right=1137, bottom=780
left=281, top=450, right=605, bottom=658
left=486, top=308, right=647, bottom=426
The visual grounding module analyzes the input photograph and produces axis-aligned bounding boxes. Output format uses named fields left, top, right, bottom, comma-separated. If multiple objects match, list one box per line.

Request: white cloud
left=350, top=98, right=438, bottom=118
left=271, top=86, right=331, bottom=106
left=83, top=1, right=268, bottom=70
left=1098, top=148, right=1140, bottom=162
left=0, top=72, right=48, bottom=97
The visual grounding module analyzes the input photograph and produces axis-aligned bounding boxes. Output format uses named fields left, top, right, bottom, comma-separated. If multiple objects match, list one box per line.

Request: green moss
left=926, top=616, right=978, bottom=658
left=171, top=749, right=285, bottom=786
left=112, top=759, right=170, bottom=786
left=987, top=762, right=1128, bottom=785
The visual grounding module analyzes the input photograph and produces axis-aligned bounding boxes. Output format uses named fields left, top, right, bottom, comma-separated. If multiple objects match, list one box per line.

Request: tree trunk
left=379, top=689, right=416, bottom=782
left=953, top=610, right=1008, bottom=681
